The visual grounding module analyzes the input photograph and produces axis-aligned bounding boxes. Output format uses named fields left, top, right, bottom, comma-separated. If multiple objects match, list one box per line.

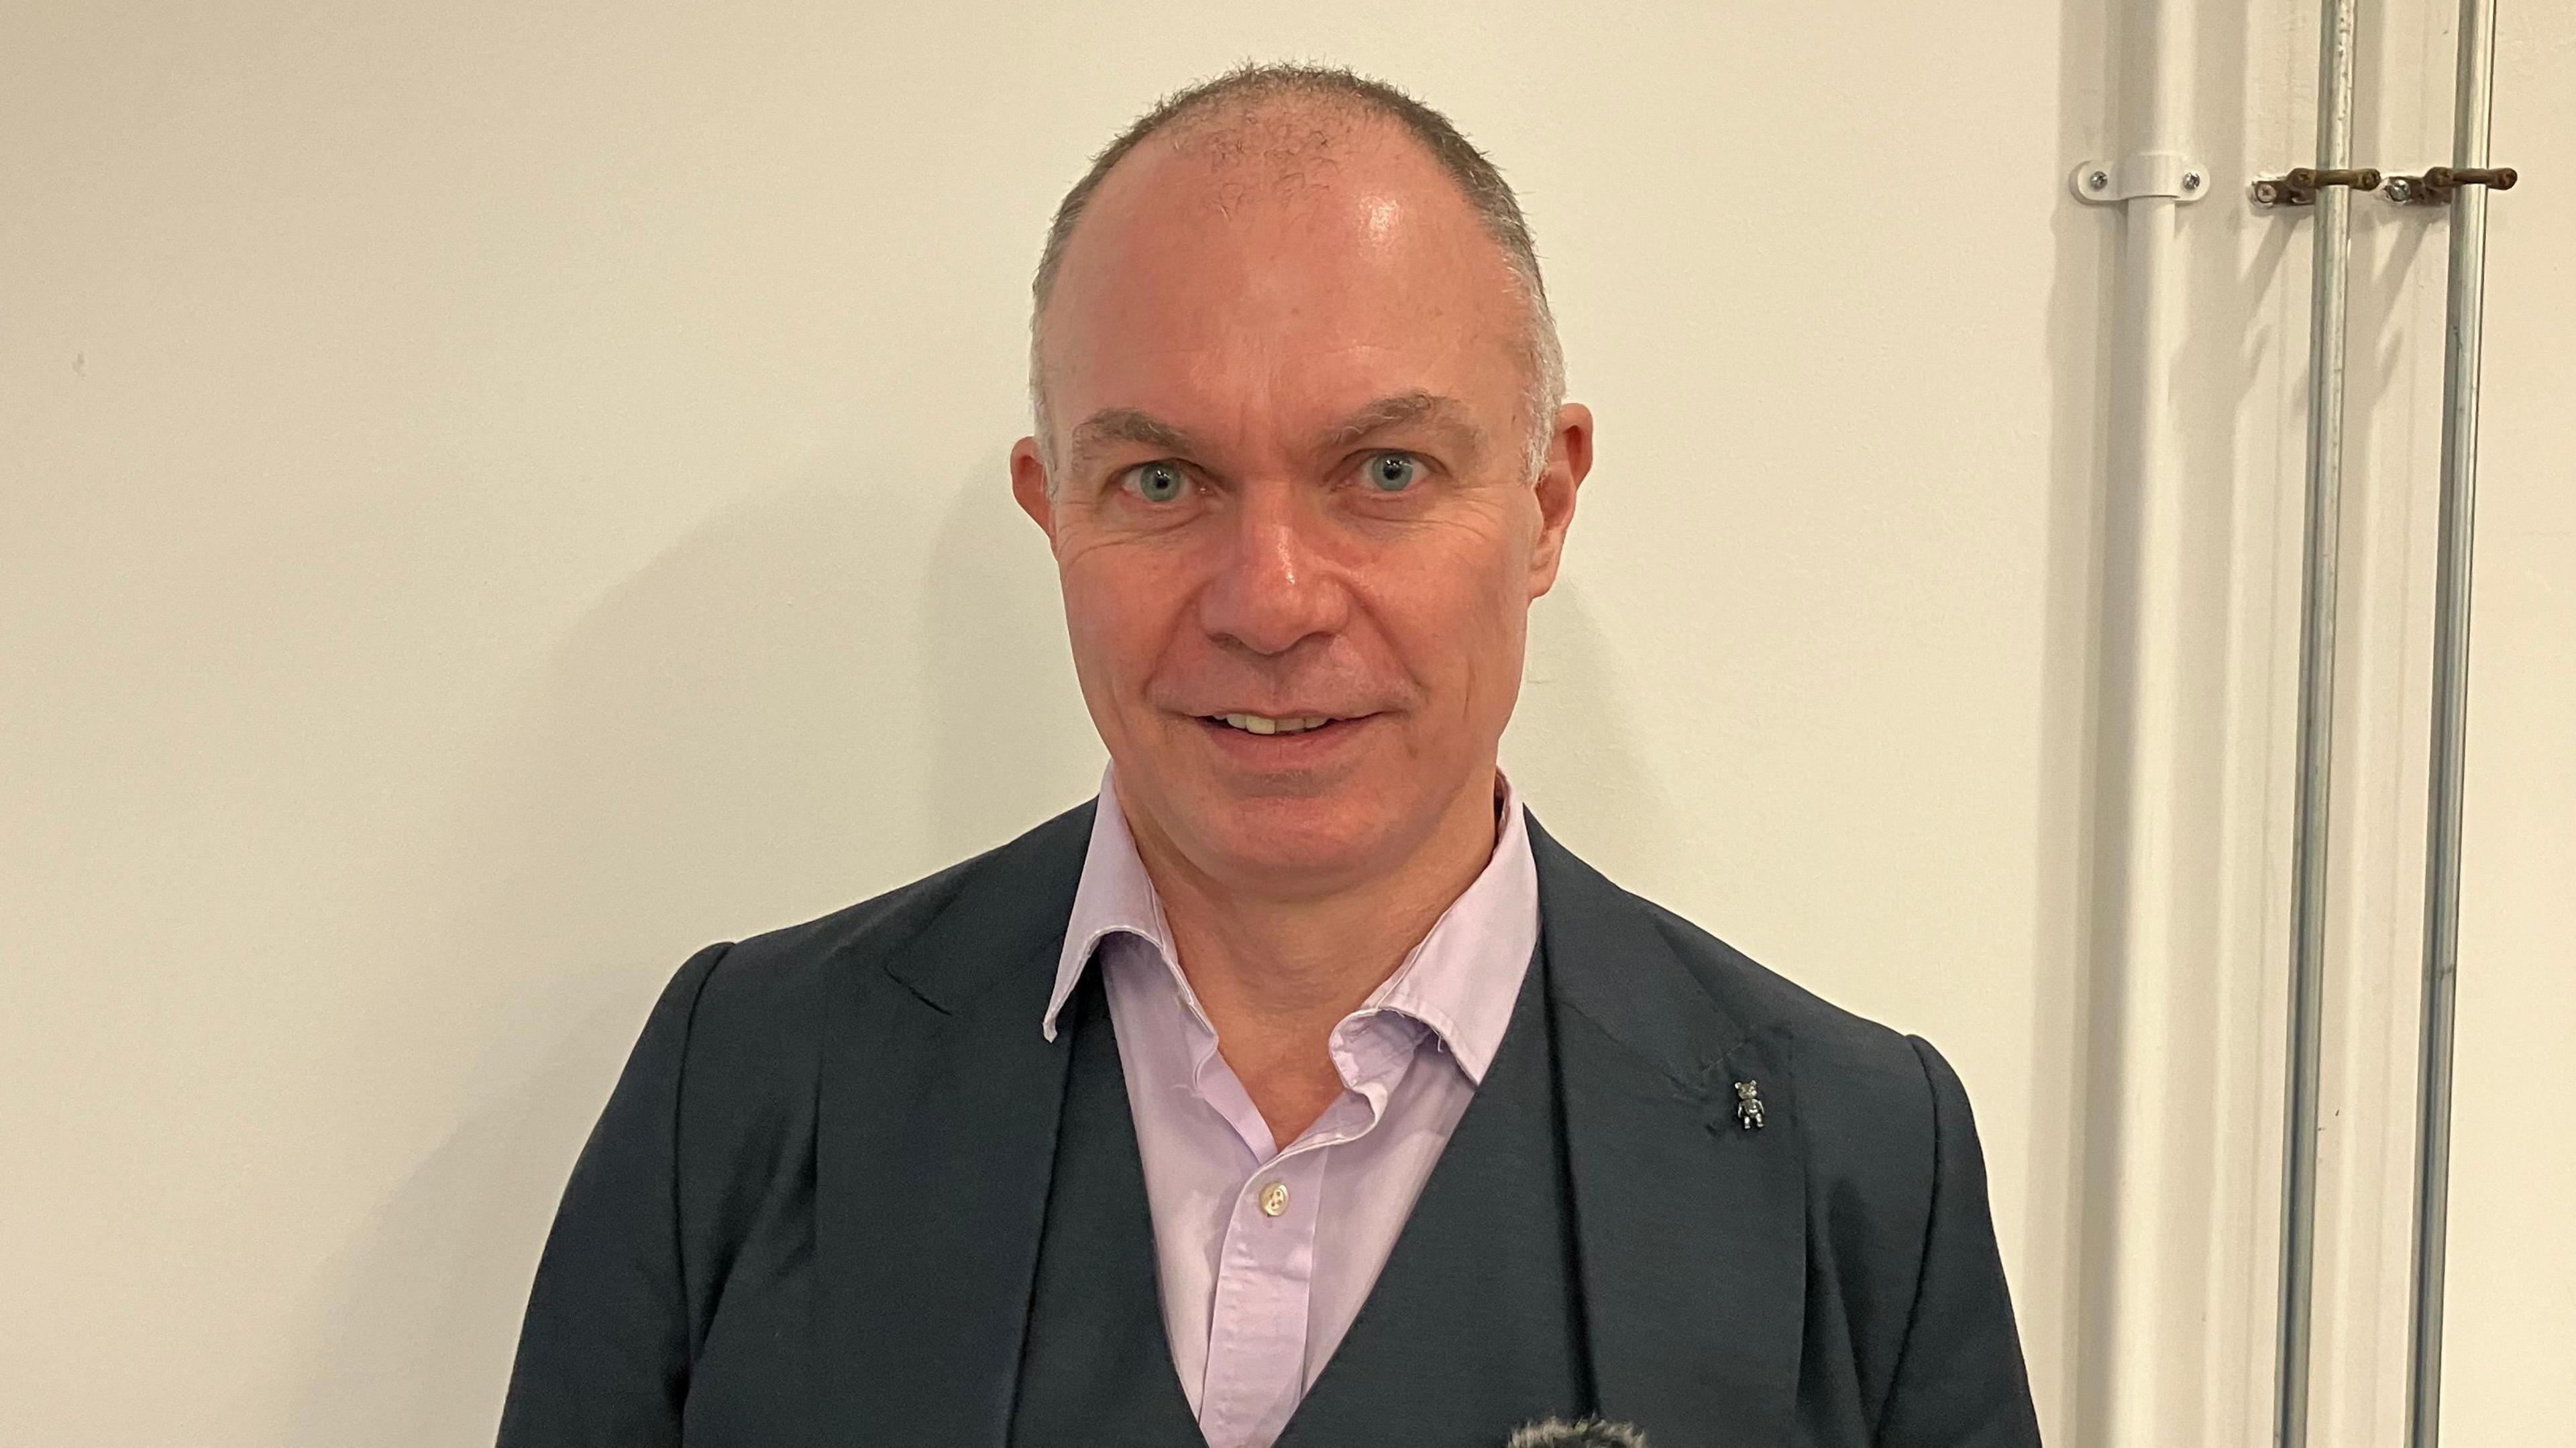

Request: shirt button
left=1258, top=1181, right=1289, bottom=1217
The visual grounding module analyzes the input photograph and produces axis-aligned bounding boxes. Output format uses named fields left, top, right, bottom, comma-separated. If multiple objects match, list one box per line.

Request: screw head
left=2184, top=171, right=2204, bottom=191
left=2088, top=170, right=2110, bottom=191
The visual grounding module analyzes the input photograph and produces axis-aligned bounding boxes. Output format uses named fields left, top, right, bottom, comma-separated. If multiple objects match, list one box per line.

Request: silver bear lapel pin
left=1734, top=1078, right=1766, bottom=1131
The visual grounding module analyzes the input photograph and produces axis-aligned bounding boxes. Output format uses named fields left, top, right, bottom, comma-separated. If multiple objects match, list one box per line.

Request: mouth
left=1189, top=711, right=1376, bottom=755
left=1203, top=712, right=1345, bottom=736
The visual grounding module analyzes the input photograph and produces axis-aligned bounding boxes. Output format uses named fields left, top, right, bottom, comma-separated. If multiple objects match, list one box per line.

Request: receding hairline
left=1027, top=62, right=1567, bottom=479
left=1032, top=64, right=1545, bottom=319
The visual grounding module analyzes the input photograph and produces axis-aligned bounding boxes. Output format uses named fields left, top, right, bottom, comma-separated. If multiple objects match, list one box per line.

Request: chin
left=1185, top=791, right=1395, bottom=886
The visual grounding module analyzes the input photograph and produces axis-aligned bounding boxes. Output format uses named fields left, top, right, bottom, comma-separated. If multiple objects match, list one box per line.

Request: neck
left=1120, top=768, right=1502, bottom=1148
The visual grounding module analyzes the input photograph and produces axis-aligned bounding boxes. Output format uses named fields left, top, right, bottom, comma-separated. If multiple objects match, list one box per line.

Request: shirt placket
left=1191, top=1023, right=1409, bottom=1448
left=1197, top=1133, right=1332, bottom=1448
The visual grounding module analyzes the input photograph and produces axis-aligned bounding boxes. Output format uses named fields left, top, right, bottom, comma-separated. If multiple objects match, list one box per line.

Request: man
left=498, top=64, right=2040, bottom=1448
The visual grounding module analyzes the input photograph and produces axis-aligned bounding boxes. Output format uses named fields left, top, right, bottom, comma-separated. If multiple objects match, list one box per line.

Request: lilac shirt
left=1039, top=767, right=1541, bottom=1448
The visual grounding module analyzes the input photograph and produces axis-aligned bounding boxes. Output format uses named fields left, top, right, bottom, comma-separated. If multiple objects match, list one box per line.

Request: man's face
left=1012, top=111, right=1591, bottom=901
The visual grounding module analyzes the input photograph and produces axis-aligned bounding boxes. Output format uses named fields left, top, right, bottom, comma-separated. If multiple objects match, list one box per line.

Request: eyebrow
left=1315, top=390, right=1487, bottom=455
left=1067, top=391, right=1489, bottom=473
left=1067, top=408, right=1199, bottom=471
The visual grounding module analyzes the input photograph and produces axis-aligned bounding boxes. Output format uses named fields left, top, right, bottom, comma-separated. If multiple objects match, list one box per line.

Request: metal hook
left=2252, top=166, right=2386, bottom=207
left=2382, top=166, right=2520, bottom=205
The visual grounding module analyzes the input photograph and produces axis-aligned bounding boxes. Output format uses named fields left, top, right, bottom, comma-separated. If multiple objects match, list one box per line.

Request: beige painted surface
left=2255, top=2, right=2576, bottom=1443
left=2426, top=0, right=2576, bottom=1431
left=0, top=3, right=2561, bottom=1444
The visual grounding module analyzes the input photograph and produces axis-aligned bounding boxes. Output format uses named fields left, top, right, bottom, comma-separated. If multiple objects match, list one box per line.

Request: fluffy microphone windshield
left=1505, top=1418, right=1648, bottom=1447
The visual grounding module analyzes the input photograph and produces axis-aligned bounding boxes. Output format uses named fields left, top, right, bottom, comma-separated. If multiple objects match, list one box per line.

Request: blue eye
left=1365, top=452, right=1421, bottom=492
left=1124, top=461, right=1189, bottom=503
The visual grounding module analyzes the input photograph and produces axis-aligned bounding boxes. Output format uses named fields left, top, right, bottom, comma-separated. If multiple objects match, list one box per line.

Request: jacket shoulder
left=1630, top=894, right=1936, bottom=1097
left=1611, top=888, right=1958, bottom=1219
left=684, top=798, right=1097, bottom=1039
left=655, top=801, right=1095, bottom=1240
left=647, top=799, right=1095, bottom=1194
left=1617, top=880, right=2027, bottom=1431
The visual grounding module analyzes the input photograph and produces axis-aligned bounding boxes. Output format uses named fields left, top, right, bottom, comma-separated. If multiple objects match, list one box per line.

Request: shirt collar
left=1040, top=765, right=1179, bottom=1042
left=1040, top=762, right=1541, bottom=1087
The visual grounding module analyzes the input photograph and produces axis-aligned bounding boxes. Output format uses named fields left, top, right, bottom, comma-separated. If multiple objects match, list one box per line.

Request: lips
left=1208, top=712, right=1337, bottom=735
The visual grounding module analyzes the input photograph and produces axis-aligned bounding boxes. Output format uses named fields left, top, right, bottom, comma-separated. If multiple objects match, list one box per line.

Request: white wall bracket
left=2072, top=151, right=2213, bottom=203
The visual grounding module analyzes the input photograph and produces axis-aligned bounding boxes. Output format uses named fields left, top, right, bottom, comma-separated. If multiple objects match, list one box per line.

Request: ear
left=1525, top=402, right=1592, bottom=598
left=1010, top=437, right=1056, bottom=541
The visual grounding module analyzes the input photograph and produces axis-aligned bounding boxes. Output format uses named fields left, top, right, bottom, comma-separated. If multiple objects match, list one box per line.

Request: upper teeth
left=1219, top=714, right=1332, bottom=735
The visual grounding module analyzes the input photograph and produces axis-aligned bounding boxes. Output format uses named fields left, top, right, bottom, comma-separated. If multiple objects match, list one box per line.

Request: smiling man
left=498, top=64, right=2041, bottom=1448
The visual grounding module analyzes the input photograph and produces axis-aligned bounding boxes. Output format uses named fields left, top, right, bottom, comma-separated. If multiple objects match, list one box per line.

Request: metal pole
left=2407, top=0, right=2502, bottom=1441
left=2277, top=0, right=2362, bottom=1443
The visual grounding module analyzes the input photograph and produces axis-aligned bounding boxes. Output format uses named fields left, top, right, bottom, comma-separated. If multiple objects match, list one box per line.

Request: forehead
left=1040, top=107, right=1529, bottom=447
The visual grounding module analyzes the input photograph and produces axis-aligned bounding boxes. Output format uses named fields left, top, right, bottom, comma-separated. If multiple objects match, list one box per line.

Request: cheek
left=1372, top=530, right=1533, bottom=705
left=1061, top=551, right=1185, bottom=687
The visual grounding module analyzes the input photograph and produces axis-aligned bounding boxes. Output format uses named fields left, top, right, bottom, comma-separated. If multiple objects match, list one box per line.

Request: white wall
left=0, top=3, right=2561, bottom=1444
left=2371, top=0, right=2576, bottom=1435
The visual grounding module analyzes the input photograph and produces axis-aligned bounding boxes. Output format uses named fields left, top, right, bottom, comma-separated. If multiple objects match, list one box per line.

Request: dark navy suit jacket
left=497, top=801, right=2043, bottom=1446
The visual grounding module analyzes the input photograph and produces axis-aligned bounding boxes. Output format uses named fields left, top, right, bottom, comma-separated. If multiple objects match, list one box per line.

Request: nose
left=1197, top=480, right=1348, bottom=657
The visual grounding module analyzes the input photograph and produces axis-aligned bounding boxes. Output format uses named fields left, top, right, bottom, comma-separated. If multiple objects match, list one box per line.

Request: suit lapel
left=1532, top=816, right=1808, bottom=1448
left=817, top=802, right=1097, bottom=1448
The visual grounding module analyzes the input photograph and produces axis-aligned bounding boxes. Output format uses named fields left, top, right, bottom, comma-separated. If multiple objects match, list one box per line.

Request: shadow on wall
left=279, top=457, right=1090, bottom=1446
left=1504, top=576, right=1679, bottom=877
left=920, top=456, right=1112, bottom=862
left=281, top=458, right=1651, bottom=1445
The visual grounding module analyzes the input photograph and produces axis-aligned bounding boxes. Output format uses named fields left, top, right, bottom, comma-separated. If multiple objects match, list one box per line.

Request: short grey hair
left=1028, top=62, right=1566, bottom=484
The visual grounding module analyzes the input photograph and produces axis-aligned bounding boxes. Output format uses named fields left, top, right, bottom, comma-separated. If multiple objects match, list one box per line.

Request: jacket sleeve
left=496, top=943, right=731, bottom=1448
left=1874, top=1036, right=2045, bottom=1447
